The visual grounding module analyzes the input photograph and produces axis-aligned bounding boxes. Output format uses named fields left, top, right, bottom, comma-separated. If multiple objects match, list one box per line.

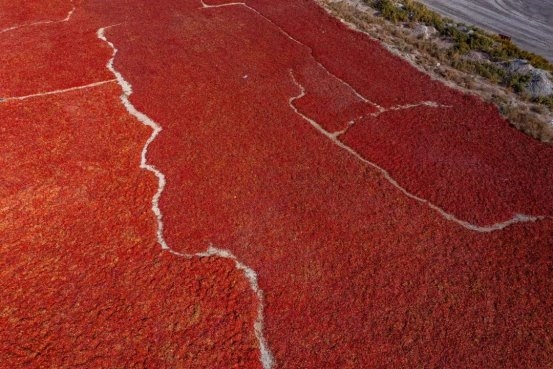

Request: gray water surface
left=417, top=0, right=553, bottom=62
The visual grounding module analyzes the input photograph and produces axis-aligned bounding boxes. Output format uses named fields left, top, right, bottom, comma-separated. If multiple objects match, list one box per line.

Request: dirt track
left=418, top=0, right=553, bottom=62
left=1, top=1, right=552, bottom=368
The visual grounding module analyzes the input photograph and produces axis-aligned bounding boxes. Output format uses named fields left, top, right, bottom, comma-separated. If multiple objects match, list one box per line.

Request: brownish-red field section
left=1, top=1, right=552, bottom=368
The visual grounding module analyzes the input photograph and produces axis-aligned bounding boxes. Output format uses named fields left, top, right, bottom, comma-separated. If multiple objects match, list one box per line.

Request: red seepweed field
left=1, top=1, right=552, bottom=368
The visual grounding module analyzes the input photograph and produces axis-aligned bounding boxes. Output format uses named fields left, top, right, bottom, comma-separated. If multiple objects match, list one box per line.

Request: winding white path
left=97, top=26, right=275, bottom=369
left=418, top=0, right=553, bottom=62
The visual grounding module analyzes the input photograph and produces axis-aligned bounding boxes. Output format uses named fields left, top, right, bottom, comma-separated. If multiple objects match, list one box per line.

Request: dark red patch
left=340, top=101, right=553, bottom=225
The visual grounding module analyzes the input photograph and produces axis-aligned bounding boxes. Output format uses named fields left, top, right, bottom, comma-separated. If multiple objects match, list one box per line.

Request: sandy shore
left=417, top=0, right=553, bottom=62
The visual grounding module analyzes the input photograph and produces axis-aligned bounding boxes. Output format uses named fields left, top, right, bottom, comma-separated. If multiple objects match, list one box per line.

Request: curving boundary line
left=287, top=69, right=547, bottom=233
left=97, top=26, right=274, bottom=369
left=200, top=0, right=549, bottom=232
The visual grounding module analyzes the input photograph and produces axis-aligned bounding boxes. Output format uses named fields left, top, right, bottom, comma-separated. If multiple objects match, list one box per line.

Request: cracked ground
left=1, top=1, right=552, bottom=368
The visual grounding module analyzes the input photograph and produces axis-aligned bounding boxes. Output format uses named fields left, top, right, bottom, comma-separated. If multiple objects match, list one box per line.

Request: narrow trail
left=98, top=25, right=274, bottom=369
left=1, top=2, right=263, bottom=368
left=287, top=69, right=548, bottom=233
left=2, top=1, right=552, bottom=368
left=0, top=0, right=75, bottom=34
left=200, top=0, right=553, bottom=228
left=0, top=79, right=116, bottom=102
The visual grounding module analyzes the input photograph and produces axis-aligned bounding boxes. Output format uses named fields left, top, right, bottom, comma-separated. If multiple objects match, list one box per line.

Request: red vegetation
left=0, top=12, right=259, bottom=368
left=341, top=100, right=553, bottom=225
left=0, top=0, right=71, bottom=29
left=2, top=1, right=552, bottom=368
left=0, top=23, right=112, bottom=97
left=112, top=2, right=552, bottom=368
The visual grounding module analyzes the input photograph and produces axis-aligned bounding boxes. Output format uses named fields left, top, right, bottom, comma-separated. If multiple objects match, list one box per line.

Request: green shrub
left=403, top=0, right=445, bottom=30
left=365, top=0, right=553, bottom=111
left=504, top=73, right=531, bottom=93
left=452, top=59, right=506, bottom=83
left=371, top=0, right=409, bottom=22
left=533, top=96, right=553, bottom=109
left=468, top=33, right=494, bottom=50
left=367, top=0, right=553, bottom=73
